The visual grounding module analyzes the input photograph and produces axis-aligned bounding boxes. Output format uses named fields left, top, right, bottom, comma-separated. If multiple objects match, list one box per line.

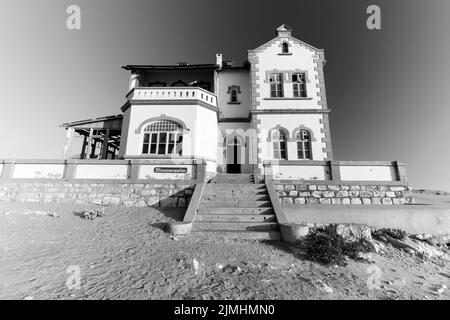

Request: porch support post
left=101, top=129, right=110, bottom=160
left=63, top=127, right=74, bottom=159
left=86, top=128, right=94, bottom=159
left=128, top=71, right=140, bottom=91
left=80, top=135, right=88, bottom=159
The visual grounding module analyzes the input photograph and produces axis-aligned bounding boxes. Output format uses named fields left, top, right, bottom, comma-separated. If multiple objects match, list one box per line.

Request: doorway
left=226, top=137, right=241, bottom=173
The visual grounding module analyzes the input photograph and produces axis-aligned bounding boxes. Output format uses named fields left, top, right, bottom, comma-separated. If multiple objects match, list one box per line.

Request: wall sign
left=154, top=167, right=188, bottom=174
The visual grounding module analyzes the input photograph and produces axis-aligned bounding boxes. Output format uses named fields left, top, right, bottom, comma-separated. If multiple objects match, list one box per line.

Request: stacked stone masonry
left=275, top=184, right=414, bottom=205
left=0, top=182, right=195, bottom=208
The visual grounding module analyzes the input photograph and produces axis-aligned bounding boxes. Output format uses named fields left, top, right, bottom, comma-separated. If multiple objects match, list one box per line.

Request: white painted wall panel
left=75, top=165, right=128, bottom=179
left=339, top=166, right=396, bottom=181
left=12, top=164, right=65, bottom=179
left=272, top=165, right=329, bottom=180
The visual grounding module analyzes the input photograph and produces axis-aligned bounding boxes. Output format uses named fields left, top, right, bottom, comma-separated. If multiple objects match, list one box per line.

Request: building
left=60, top=25, right=400, bottom=183
left=0, top=24, right=411, bottom=218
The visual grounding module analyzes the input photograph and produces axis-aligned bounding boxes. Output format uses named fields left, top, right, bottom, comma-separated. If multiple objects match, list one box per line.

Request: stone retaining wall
left=275, top=184, right=414, bottom=205
left=0, top=182, right=195, bottom=208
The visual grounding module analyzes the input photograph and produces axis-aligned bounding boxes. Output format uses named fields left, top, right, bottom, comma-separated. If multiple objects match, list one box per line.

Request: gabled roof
left=250, top=25, right=322, bottom=53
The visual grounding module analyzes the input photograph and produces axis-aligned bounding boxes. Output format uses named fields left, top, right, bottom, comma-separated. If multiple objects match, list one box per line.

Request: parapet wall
left=0, top=159, right=214, bottom=182
left=264, top=160, right=408, bottom=183
left=275, top=183, right=414, bottom=205
left=0, top=181, right=195, bottom=208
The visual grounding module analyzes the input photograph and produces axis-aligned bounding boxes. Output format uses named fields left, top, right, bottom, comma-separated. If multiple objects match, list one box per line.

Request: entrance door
left=226, top=137, right=241, bottom=173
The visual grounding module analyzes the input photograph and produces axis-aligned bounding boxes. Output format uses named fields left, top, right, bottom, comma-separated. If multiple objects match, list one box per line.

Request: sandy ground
left=0, top=197, right=449, bottom=300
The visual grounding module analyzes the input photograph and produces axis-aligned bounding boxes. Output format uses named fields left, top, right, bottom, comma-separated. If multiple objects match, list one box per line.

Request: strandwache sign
left=153, top=167, right=188, bottom=174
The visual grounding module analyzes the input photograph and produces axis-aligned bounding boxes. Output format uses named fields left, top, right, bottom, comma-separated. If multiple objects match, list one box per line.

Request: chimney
left=216, top=53, right=223, bottom=67
left=276, top=24, right=292, bottom=38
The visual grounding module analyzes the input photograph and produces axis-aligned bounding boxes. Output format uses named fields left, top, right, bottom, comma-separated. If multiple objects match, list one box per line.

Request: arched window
left=281, top=42, right=289, bottom=54
left=141, top=121, right=183, bottom=155
left=272, top=129, right=287, bottom=160
left=296, top=129, right=312, bottom=160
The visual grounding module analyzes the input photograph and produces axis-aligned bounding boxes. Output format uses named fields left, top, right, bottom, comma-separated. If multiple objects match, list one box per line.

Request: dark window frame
left=296, top=129, right=312, bottom=160
left=272, top=129, right=288, bottom=160
left=269, top=73, right=284, bottom=98
left=292, top=72, right=307, bottom=98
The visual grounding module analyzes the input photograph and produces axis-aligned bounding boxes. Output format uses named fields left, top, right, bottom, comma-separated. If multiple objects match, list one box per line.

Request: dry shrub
left=372, top=228, right=407, bottom=241
left=302, top=226, right=373, bottom=266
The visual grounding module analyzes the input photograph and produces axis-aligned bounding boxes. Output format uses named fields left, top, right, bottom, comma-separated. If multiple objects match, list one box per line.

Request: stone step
left=203, top=189, right=268, bottom=196
left=206, top=184, right=266, bottom=190
left=214, top=178, right=254, bottom=182
left=197, top=207, right=274, bottom=215
left=195, top=230, right=281, bottom=241
left=194, top=221, right=279, bottom=232
left=214, top=181, right=255, bottom=184
left=196, top=214, right=277, bottom=223
left=202, top=194, right=270, bottom=201
left=199, top=200, right=272, bottom=208
left=215, top=175, right=253, bottom=178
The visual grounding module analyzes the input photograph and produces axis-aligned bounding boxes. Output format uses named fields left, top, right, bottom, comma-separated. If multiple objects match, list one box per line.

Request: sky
left=0, top=0, right=450, bottom=191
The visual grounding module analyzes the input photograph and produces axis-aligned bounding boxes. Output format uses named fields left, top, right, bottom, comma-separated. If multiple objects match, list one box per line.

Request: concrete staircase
left=193, top=174, right=280, bottom=240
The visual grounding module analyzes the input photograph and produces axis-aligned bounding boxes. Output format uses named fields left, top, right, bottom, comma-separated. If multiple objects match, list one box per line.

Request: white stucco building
left=62, top=25, right=335, bottom=179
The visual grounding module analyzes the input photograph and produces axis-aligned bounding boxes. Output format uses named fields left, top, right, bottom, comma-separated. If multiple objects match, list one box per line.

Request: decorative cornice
left=263, top=97, right=313, bottom=101
left=251, top=109, right=331, bottom=114
left=121, top=100, right=219, bottom=113
left=218, top=117, right=250, bottom=123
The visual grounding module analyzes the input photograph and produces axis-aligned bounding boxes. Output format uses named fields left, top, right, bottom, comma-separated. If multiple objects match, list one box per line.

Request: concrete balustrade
left=0, top=159, right=209, bottom=183
left=126, top=87, right=218, bottom=107
left=263, top=160, right=408, bottom=183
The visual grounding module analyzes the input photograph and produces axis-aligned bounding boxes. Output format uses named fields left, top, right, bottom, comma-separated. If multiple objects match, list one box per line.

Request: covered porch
left=61, top=115, right=123, bottom=160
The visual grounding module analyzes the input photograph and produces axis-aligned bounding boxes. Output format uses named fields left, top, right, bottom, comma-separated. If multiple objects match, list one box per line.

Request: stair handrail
left=265, top=181, right=288, bottom=225
left=168, top=182, right=205, bottom=235
left=183, top=182, right=205, bottom=223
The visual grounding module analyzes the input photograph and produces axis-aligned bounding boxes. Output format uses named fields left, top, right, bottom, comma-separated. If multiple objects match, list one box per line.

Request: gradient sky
left=1, top=0, right=450, bottom=191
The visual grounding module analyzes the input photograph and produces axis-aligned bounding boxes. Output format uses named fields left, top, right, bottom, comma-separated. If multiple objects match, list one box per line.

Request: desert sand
left=0, top=191, right=448, bottom=300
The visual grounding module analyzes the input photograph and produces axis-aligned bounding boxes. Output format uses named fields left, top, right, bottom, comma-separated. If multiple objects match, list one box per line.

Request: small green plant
left=82, top=208, right=106, bottom=220
left=301, top=226, right=373, bottom=266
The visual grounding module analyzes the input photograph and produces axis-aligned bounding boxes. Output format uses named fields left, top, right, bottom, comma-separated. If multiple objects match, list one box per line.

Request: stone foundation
left=0, top=182, right=195, bottom=208
left=275, top=183, right=414, bottom=205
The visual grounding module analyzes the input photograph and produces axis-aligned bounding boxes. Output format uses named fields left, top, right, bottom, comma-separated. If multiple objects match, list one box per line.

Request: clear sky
left=1, top=0, right=450, bottom=191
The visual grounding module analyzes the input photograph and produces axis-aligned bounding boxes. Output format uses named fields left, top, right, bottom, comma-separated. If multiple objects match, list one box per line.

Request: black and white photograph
left=0, top=0, right=449, bottom=311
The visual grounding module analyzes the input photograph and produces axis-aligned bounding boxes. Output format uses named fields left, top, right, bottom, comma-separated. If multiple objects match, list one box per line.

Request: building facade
left=61, top=25, right=335, bottom=179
